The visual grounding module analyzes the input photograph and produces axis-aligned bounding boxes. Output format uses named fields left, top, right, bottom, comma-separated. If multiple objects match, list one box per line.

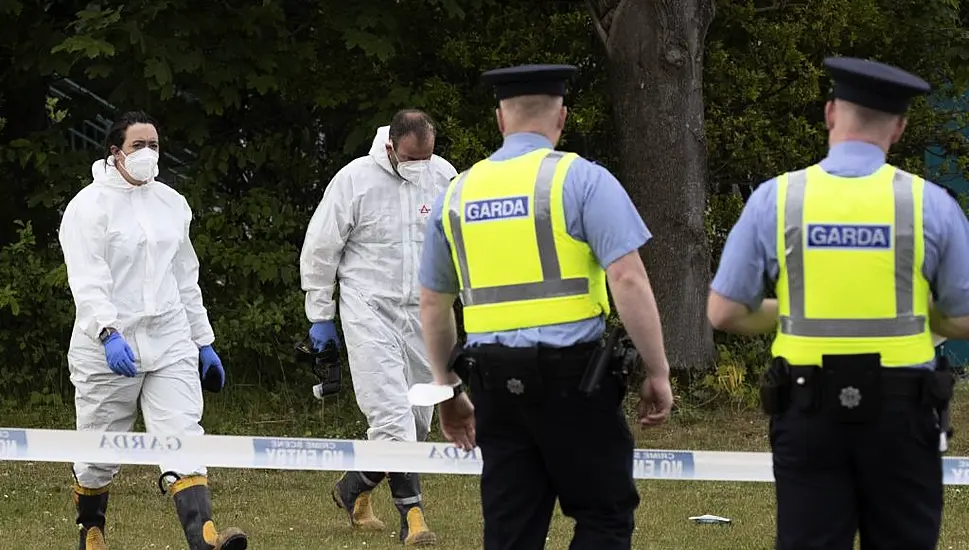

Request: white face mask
left=397, top=159, right=428, bottom=184
left=120, top=148, right=159, bottom=182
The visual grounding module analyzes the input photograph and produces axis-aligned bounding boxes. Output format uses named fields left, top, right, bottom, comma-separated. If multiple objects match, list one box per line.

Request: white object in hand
left=408, top=383, right=455, bottom=407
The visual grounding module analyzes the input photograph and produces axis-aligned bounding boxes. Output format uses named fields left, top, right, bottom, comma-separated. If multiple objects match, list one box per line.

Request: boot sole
left=405, top=532, right=438, bottom=547
left=219, top=533, right=248, bottom=550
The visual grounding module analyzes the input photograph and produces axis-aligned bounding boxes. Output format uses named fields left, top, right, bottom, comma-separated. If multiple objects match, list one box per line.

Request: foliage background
left=2, top=0, right=969, bottom=414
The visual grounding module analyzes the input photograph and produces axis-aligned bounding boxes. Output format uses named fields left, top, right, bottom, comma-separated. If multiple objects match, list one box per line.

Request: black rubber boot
left=73, top=484, right=109, bottom=550
left=164, top=473, right=248, bottom=550
left=332, top=471, right=387, bottom=530
left=390, top=473, right=436, bottom=546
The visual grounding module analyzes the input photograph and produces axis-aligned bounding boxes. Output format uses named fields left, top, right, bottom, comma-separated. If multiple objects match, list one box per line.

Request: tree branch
left=611, top=0, right=632, bottom=34
left=585, top=0, right=611, bottom=55
left=756, top=78, right=794, bottom=103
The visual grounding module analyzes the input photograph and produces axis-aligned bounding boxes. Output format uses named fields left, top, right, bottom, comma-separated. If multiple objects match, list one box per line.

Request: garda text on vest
left=465, top=195, right=530, bottom=223
left=806, top=223, right=892, bottom=249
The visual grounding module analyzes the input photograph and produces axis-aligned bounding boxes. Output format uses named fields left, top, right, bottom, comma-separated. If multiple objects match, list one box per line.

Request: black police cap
left=824, top=57, right=931, bottom=115
left=481, top=64, right=578, bottom=101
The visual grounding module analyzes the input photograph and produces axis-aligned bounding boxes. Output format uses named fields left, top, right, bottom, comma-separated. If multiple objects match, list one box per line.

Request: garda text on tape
left=3, top=427, right=969, bottom=484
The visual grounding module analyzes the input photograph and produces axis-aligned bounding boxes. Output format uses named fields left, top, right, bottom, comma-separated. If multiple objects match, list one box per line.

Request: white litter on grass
left=689, top=514, right=731, bottom=524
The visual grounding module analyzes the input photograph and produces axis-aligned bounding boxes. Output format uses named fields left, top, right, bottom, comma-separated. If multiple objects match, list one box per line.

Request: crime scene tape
left=3, top=427, right=969, bottom=484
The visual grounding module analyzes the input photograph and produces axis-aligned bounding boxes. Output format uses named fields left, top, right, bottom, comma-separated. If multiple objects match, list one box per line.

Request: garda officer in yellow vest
left=708, top=56, right=969, bottom=550
left=417, top=64, right=674, bottom=550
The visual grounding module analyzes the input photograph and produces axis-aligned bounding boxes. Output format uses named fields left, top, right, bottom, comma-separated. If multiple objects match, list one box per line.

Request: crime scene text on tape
left=2, top=427, right=969, bottom=484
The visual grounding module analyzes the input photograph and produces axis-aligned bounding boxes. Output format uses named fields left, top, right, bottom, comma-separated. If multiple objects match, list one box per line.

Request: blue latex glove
left=199, top=345, right=225, bottom=392
left=309, top=321, right=340, bottom=352
left=103, top=332, right=137, bottom=377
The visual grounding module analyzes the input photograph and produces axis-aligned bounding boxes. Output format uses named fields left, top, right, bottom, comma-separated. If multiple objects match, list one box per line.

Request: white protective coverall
left=300, top=125, right=457, bottom=443
left=60, top=158, right=213, bottom=489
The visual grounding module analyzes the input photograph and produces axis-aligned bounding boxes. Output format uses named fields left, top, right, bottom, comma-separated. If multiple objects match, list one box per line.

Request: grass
left=2, top=385, right=969, bottom=549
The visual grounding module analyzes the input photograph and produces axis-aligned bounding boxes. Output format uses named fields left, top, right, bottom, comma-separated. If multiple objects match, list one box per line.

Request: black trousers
left=468, top=358, right=640, bottom=550
left=771, top=393, right=944, bottom=549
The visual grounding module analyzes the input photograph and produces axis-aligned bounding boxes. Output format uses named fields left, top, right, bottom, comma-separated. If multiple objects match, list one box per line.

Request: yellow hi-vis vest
left=772, top=163, right=934, bottom=367
left=440, top=148, right=611, bottom=334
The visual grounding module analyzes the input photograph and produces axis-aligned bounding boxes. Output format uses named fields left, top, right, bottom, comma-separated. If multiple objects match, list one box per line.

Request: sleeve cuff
left=710, top=283, right=763, bottom=313
left=304, top=287, right=337, bottom=322
left=419, top=279, right=460, bottom=295
left=193, top=333, right=215, bottom=348
left=935, top=298, right=969, bottom=319
left=600, top=237, right=648, bottom=269
left=88, top=319, right=120, bottom=344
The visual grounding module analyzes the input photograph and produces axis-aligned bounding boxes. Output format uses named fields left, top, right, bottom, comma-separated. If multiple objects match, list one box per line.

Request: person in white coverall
left=300, top=109, right=456, bottom=546
left=58, top=111, right=246, bottom=550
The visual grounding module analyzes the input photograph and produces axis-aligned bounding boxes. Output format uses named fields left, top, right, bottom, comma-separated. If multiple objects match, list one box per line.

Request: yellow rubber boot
left=73, top=483, right=110, bottom=550
left=332, top=473, right=386, bottom=531
left=80, top=527, right=108, bottom=550
left=166, top=474, right=248, bottom=550
left=400, top=506, right=437, bottom=547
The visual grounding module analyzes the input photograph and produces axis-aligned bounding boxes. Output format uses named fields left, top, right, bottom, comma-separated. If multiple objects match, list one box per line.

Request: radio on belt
left=294, top=339, right=343, bottom=399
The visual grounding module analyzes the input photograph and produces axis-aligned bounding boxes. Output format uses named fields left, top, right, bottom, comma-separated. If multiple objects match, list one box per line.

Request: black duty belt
left=788, top=365, right=929, bottom=401
left=464, top=342, right=598, bottom=377
left=760, top=354, right=957, bottom=432
left=456, top=342, right=600, bottom=400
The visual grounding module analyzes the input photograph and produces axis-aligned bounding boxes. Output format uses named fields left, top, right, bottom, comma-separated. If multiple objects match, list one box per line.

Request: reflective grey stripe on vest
left=447, top=150, right=589, bottom=306
left=780, top=168, right=925, bottom=337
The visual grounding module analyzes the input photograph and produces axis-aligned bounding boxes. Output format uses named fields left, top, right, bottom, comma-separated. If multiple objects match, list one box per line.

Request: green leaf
left=145, top=58, right=173, bottom=87
left=0, top=0, right=23, bottom=16
left=246, top=74, right=278, bottom=94
left=84, top=64, right=114, bottom=78
left=51, top=35, right=116, bottom=59
left=343, top=28, right=395, bottom=62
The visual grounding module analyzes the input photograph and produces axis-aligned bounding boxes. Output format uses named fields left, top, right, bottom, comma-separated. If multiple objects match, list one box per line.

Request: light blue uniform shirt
left=711, top=140, right=969, bottom=368
left=419, top=132, right=650, bottom=348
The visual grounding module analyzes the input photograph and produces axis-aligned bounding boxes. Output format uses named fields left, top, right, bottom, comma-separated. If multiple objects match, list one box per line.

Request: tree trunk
left=588, top=0, right=716, bottom=370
